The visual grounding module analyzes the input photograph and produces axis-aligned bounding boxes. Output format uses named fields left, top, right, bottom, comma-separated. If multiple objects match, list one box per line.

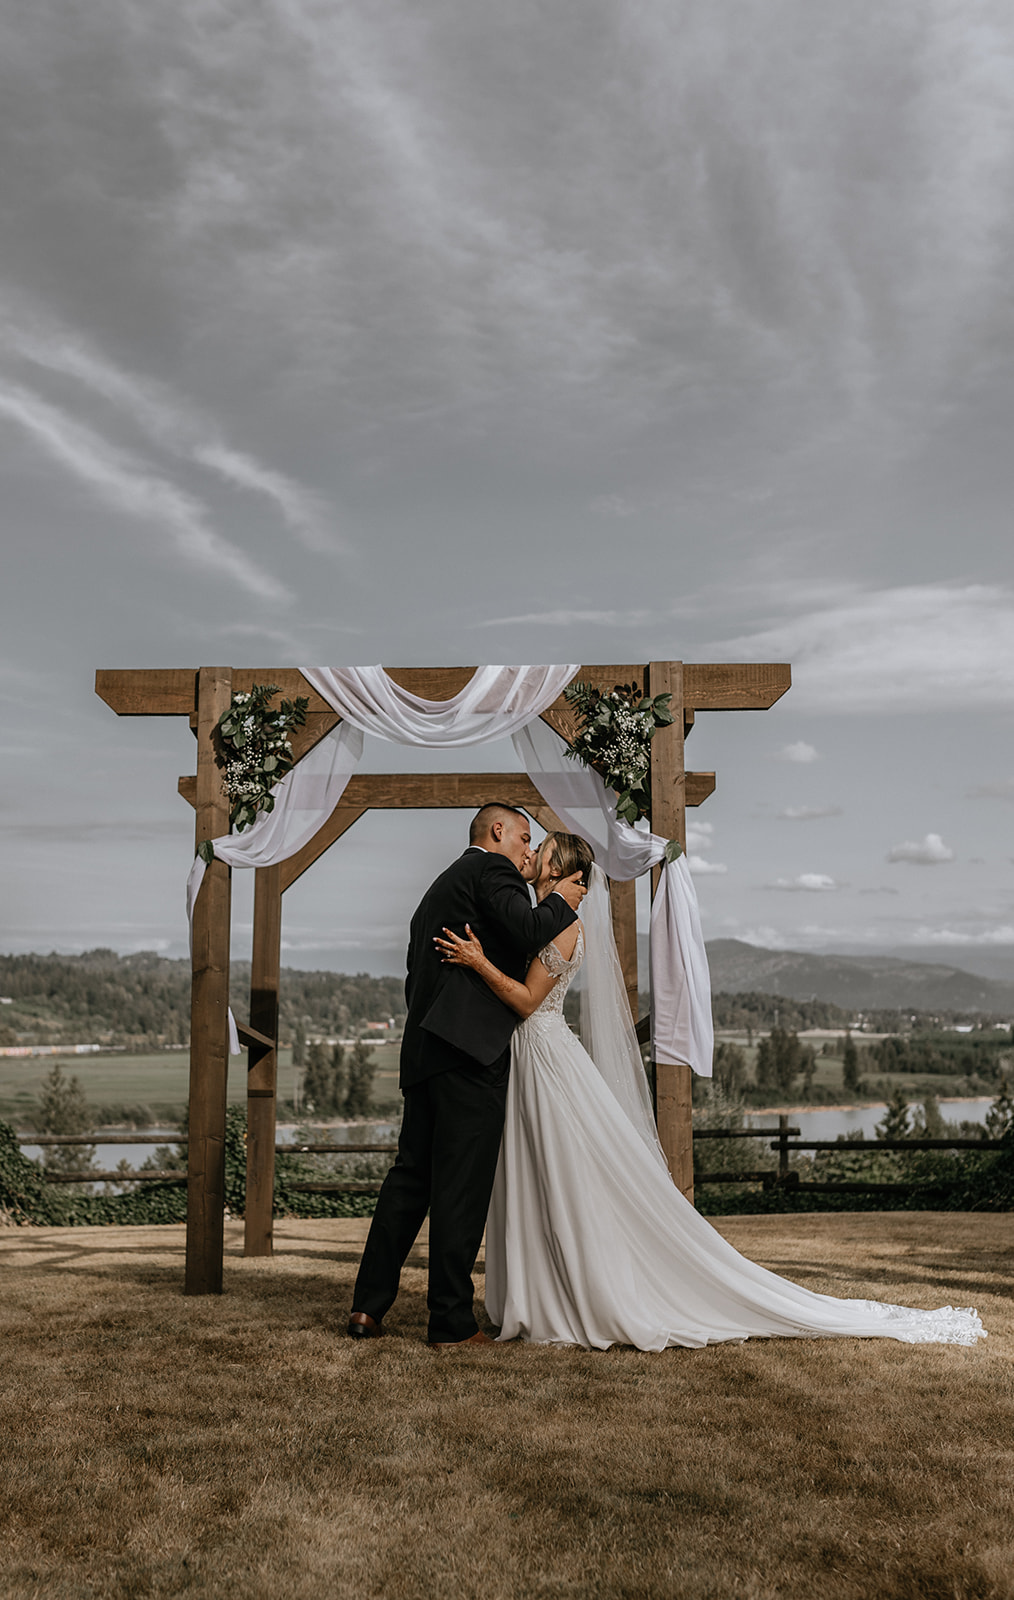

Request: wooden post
left=186, top=667, right=233, bottom=1295
left=778, top=1114, right=790, bottom=1181
left=245, top=864, right=282, bottom=1257
left=648, top=661, right=694, bottom=1204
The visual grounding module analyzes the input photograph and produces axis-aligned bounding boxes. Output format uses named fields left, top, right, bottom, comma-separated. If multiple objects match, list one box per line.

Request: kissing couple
left=347, top=805, right=984, bottom=1351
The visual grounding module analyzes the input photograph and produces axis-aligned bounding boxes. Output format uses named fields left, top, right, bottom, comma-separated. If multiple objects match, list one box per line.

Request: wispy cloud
left=968, top=778, right=1014, bottom=802
left=887, top=832, right=955, bottom=865
left=910, top=924, right=1014, bottom=946
left=6, top=316, right=338, bottom=554
left=588, top=494, right=637, bottom=519
left=475, top=609, right=655, bottom=629
left=724, top=585, right=1014, bottom=712
left=0, top=382, right=290, bottom=603
left=778, top=804, right=842, bottom=820
left=765, top=873, right=840, bottom=891
left=688, top=856, right=728, bottom=875
left=686, top=820, right=715, bottom=853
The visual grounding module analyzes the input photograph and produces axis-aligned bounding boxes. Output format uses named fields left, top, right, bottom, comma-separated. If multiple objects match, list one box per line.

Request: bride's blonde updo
left=535, top=831, right=595, bottom=886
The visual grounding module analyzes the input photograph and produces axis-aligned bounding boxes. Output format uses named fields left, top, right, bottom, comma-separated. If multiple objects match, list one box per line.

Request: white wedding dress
left=484, top=930, right=985, bottom=1350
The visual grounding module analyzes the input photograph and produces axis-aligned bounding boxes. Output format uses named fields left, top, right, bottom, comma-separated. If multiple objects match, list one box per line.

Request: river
left=744, top=1098, right=996, bottom=1140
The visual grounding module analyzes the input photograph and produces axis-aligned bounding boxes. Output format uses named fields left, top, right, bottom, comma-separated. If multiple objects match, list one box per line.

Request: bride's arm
left=434, top=924, right=575, bottom=1018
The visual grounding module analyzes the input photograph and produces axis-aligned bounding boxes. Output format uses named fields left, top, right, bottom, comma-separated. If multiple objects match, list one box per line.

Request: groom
left=347, top=802, right=585, bottom=1347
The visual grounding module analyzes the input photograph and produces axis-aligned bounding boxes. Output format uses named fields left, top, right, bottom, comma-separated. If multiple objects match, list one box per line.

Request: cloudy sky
left=2, top=0, right=1014, bottom=978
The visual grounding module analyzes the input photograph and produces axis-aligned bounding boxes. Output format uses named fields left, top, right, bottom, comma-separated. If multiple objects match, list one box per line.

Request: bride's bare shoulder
left=550, top=919, right=582, bottom=961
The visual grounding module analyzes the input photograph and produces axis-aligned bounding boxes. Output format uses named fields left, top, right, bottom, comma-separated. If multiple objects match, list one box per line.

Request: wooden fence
left=20, top=1119, right=1010, bottom=1199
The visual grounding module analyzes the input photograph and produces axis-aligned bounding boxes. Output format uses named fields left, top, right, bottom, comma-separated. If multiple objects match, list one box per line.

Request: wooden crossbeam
left=235, top=1019, right=274, bottom=1052
left=176, top=769, right=717, bottom=811
left=97, top=663, right=790, bottom=719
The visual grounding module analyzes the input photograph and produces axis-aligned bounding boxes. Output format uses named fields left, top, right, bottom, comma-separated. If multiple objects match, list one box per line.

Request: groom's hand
left=555, top=871, right=587, bottom=911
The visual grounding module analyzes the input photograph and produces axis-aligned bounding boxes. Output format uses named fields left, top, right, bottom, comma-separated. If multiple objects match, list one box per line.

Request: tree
left=292, top=1018, right=307, bottom=1069
left=876, top=1085, right=910, bottom=1141
left=774, top=1029, right=802, bottom=1094
left=302, top=1040, right=347, bottom=1117
left=35, top=1060, right=97, bottom=1178
left=800, top=1046, right=816, bottom=1100
left=911, top=1094, right=945, bottom=1137
left=755, top=1028, right=801, bottom=1096
left=754, top=1035, right=777, bottom=1092
left=986, top=1077, right=1014, bottom=1139
left=842, top=1031, right=861, bottom=1096
left=713, top=1042, right=747, bottom=1098
left=344, top=1037, right=376, bottom=1119
left=302, top=1041, right=332, bottom=1115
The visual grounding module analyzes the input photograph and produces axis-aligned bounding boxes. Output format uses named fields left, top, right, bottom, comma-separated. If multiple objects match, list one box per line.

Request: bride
left=434, top=831, right=985, bottom=1351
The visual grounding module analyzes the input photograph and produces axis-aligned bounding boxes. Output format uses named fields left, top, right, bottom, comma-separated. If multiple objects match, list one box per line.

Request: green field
left=1, top=1041, right=403, bottom=1127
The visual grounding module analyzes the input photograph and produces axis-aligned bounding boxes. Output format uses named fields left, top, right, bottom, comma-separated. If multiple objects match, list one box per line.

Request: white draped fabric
left=512, top=720, right=713, bottom=1076
left=578, top=866, right=669, bottom=1161
left=302, top=664, right=577, bottom=745
left=187, top=664, right=711, bottom=1076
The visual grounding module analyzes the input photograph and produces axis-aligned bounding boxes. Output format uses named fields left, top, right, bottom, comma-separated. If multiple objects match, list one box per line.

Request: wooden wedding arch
left=96, top=661, right=790, bottom=1295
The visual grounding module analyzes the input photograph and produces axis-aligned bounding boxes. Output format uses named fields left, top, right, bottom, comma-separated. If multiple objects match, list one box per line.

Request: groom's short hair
left=469, top=802, right=526, bottom=845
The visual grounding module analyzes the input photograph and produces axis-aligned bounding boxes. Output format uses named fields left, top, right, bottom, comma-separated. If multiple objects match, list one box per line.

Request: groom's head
left=470, top=803, right=531, bottom=872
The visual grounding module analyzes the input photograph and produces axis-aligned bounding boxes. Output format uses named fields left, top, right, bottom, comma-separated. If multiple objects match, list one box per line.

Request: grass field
left=0, top=1043, right=403, bottom=1125
left=2, top=1212, right=1011, bottom=1599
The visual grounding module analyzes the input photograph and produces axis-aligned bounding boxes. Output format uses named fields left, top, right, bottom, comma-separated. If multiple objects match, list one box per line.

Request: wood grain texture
left=245, top=864, right=282, bottom=1259
left=96, top=662, right=789, bottom=720
left=647, top=661, right=694, bottom=1204
left=683, top=661, right=791, bottom=709
left=177, top=769, right=716, bottom=812
left=95, top=668, right=199, bottom=716
left=186, top=668, right=233, bottom=1296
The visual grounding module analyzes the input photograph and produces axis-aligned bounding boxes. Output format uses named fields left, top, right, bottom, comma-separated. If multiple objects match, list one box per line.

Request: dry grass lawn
left=2, top=1212, right=1012, bottom=1600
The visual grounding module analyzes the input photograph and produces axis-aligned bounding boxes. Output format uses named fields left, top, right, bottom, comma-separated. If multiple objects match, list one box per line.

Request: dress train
left=484, top=933, right=984, bottom=1351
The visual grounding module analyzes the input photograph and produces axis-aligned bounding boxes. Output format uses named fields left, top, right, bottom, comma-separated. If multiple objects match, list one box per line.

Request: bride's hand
left=433, top=924, right=485, bottom=968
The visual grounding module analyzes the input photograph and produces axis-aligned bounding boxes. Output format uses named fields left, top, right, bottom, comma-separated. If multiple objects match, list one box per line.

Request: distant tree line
left=711, top=991, right=1014, bottom=1036
left=859, top=1032, right=1014, bottom=1080
left=711, top=992, right=852, bottom=1033
left=0, top=950, right=406, bottom=1048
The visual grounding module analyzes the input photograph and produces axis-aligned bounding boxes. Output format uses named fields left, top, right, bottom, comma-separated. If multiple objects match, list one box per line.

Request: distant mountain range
left=704, top=940, right=1014, bottom=1015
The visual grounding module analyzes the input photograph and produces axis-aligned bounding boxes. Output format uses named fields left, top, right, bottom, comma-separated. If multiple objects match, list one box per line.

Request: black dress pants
left=351, top=1040, right=510, bottom=1343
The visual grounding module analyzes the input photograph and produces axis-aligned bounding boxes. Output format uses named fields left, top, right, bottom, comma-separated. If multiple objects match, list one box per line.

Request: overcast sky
left=2, top=0, right=1014, bottom=979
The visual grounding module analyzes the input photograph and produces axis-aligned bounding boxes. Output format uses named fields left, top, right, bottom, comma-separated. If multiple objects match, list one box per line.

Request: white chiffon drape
left=187, top=664, right=712, bottom=1071
left=513, top=719, right=713, bottom=1075
left=485, top=932, right=985, bottom=1351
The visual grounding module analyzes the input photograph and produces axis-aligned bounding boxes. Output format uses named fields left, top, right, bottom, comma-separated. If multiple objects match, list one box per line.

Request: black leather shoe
left=347, top=1312, right=383, bottom=1339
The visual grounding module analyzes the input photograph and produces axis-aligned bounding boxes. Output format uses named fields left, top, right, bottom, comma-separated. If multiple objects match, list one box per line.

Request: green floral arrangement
left=563, top=680, right=683, bottom=860
left=214, top=682, right=308, bottom=833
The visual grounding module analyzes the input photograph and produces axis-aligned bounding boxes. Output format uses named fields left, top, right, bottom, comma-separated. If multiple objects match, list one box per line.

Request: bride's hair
left=536, top=831, right=595, bottom=885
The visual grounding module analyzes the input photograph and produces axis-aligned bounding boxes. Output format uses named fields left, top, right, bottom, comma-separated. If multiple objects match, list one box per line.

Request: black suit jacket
left=399, top=847, right=577, bottom=1087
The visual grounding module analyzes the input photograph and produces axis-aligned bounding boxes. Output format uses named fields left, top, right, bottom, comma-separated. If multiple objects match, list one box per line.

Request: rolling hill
left=704, top=940, right=1014, bottom=1015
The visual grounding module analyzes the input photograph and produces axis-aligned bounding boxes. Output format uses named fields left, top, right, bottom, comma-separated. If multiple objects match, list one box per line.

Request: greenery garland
left=197, top=684, right=308, bottom=860
left=563, top=680, right=683, bottom=860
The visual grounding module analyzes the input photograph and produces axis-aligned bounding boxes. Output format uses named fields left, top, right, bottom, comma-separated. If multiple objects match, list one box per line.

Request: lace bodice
left=522, top=924, right=584, bottom=1033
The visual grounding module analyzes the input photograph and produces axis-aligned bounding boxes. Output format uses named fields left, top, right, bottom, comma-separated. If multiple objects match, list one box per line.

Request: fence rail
left=693, top=1114, right=1009, bottom=1195
left=17, top=1122, right=1009, bottom=1197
